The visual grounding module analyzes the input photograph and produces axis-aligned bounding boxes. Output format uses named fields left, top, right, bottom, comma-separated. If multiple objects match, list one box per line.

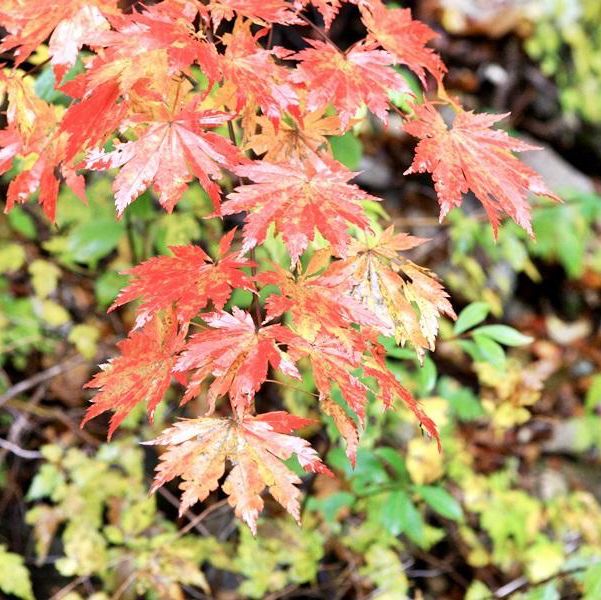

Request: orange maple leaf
left=343, top=226, right=456, bottom=358
left=258, top=255, right=384, bottom=342
left=147, top=412, right=331, bottom=533
left=221, top=21, right=298, bottom=123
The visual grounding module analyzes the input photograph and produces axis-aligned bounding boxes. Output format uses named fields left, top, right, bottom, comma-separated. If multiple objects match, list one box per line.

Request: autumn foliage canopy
left=0, top=0, right=559, bottom=532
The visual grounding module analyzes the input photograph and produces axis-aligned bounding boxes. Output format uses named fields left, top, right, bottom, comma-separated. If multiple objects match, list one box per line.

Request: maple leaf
left=110, top=230, right=254, bottom=327
left=5, top=141, right=86, bottom=222
left=59, top=77, right=128, bottom=165
left=202, top=0, right=302, bottom=29
left=0, top=129, right=21, bottom=175
left=322, top=398, right=360, bottom=465
left=147, top=412, right=331, bottom=533
left=0, top=71, right=88, bottom=220
left=258, top=252, right=385, bottom=342
left=362, top=340, right=440, bottom=449
left=281, top=329, right=366, bottom=464
left=174, top=308, right=301, bottom=415
left=221, top=21, right=298, bottom=123
left=85, top=2, right=220, bottom=81
left=0, top=70, right=57, bottom=148
left=404, top=102, right=560, bottom=235
left=57, top=3, right=220, bottom=162
left=359, top=0, right=446, bottom=85
left=343, top=227, right=456, bottom=357
left=223, top=159, right=377, bottom=264
left=277, top=312, right=439, bottom=461
left=85, top=103, right=243, bottom=213
left=244, top=108, right=342, bottom=163
left=290, top=39, right=409, bottom=128
left=82, top=309, right=185, bottom=439
left=294, top=0, right=341, bottom=29
left=0, top=0, right=118, bottom=78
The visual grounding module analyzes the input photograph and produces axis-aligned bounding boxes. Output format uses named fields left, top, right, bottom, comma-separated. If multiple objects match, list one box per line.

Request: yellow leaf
left=0, top=243, right=26, bottom=274
left=68, top=324, right=100, bottom=359
left=406, top=437, right=443, bottom=485
left=40, top=300, right=70, bottom=326
left=29, top=259, right=61, bottom=299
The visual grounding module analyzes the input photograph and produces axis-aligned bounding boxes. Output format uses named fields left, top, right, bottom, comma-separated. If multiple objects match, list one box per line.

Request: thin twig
left=490, top=562, right=601, bottom=599
left=264, top=378, right=319, bottom=399
left=0, top=355, right=87, bottom=409
left=110, top=572, right=137, bottom=600
left=7, top=399, right=100, bottom=447
left=49, top=575, right=90, bottom=600
left=0, top=438, right=42, bottom=460
left=177, top=498, right=230, bottom=536
left=157, top=486, right=212, bottom=536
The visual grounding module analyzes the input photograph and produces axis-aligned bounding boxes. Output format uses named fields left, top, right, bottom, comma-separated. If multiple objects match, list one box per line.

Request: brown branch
left=0, top=355, right=87, bottom=409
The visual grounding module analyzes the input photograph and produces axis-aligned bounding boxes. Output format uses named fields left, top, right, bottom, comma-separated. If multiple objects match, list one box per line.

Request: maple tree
left=0, top=0, right=559, bottom=532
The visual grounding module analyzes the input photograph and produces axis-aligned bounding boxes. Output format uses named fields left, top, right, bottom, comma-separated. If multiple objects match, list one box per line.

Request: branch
left=0, top=438, right=42, bottom=460
left=0, top=355, right=87, bottom=409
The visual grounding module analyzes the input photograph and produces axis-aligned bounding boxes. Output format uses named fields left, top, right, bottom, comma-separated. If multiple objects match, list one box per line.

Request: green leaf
left=585, top=374, right=601, bottom=411
left=439, top=378, right=484, bottom=422
left=7, top=208, right=37, bottom=240
left=0, top=545, right=34, bottom=600
left=471, top=324, right=533, bottom=346
left=380, top=336, right=417, bottom=360
left=380, top=490, right=424, bottom=544
left=329, top=132, right=362, bottom=170
left=95, top=270, right=128, bottom=308
left=473, top=335, right=506, bottom=369
left=26, top=464, right=63, bottom=500
left=66, top=218, right=124, bottom=266
left=453, top=302, right=490, bottom=335
left=417, top=355, right=437, bottom=396
left=583, top=563, right=601, bottom=600
left=416, top=485, right=463, bottom=521
left=374, top=447, right=408, bottom=480
left=307, top=491, right=355, bottom=523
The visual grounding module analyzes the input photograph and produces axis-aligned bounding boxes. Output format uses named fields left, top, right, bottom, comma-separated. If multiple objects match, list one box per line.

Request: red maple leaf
left=5, top=138, right=86, bottom=222
left=85, top=2, right=221, bottom=81
left=0, top=0, right=118, bottom=79
left=174, top=308, right=301, bottom=415
left=147, top=411, right=330, bottom=533
left=82, top=308, right=185, bottom=438
left=282, top=330, right=367, bottom=464
left=85, top=102, right=243, bottom=213
left=404, top=102, right=560, bottom=235
left=109, top=229, right=255, bottom=327
left=294, top=0, right=341, bottom=29
left=221, top=21, right=298, bottom=122
left=290, top=39, right=409, bottom=128
left=202, top=0, right=302, bottom=29
left=223, top=159, right=377, bottom=264
left=359, top=0, right=446, bottom=85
